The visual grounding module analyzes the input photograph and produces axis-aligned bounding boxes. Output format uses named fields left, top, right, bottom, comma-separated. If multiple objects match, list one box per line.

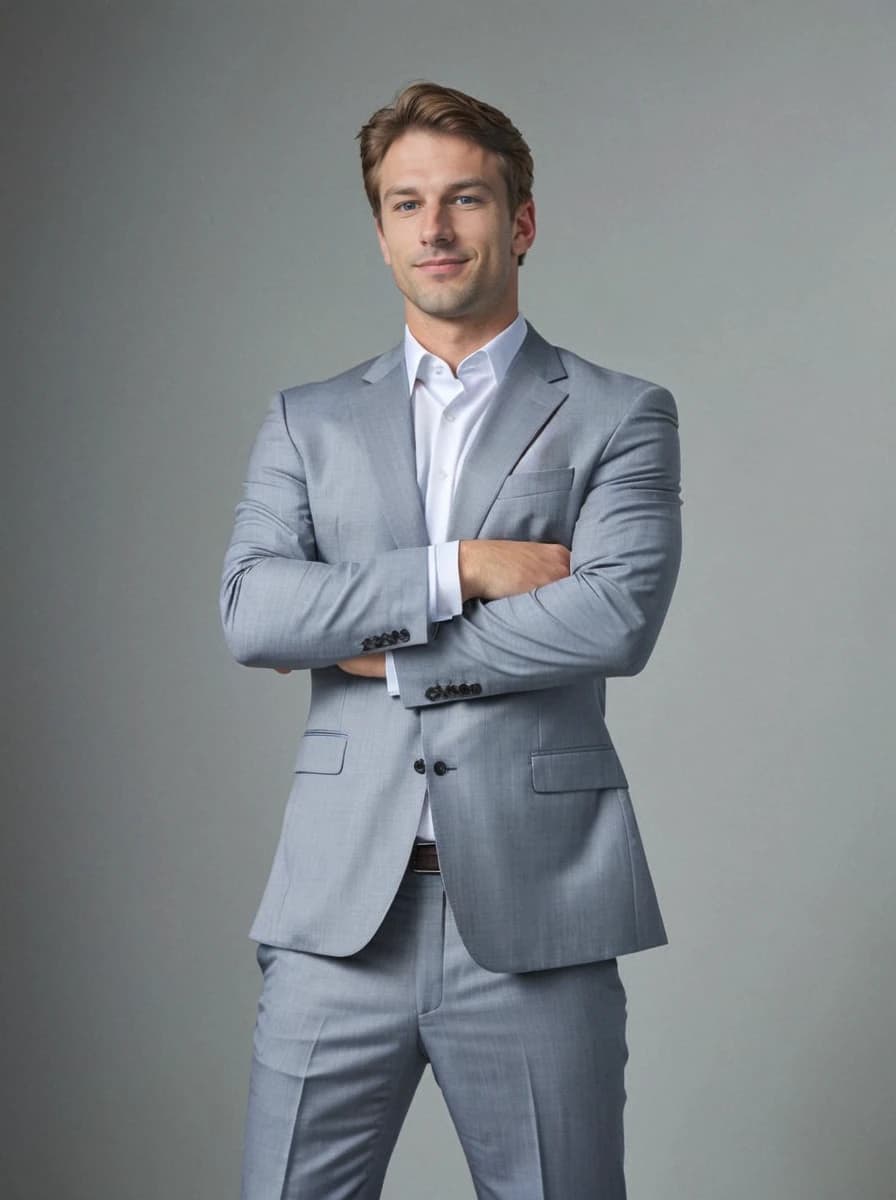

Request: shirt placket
left=424, top=375, right=465, bottom=542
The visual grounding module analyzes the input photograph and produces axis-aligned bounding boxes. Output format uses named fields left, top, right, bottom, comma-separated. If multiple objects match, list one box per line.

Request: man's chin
left=408, top=289, right=480, bottom=320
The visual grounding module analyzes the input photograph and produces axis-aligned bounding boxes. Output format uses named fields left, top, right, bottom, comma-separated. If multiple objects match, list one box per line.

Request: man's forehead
left=379, top=130, right=500, bottom=183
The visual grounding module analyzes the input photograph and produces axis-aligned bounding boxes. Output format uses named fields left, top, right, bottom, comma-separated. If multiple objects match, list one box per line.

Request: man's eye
left=395, top=201, right=418, bottom=212
left=455, top=195, right=480, bottom=205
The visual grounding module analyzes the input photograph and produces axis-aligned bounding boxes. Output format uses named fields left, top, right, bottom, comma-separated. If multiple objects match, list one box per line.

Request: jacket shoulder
left=555, top=344, right=671, bottom=399
left=551, top=343, right=677, bottom=430
left=278, top=353, right=381, bottom=409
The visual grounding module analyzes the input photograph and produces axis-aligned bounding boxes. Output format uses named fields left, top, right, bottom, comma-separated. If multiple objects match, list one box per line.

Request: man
left=221, top=80, right=682, bottom=1199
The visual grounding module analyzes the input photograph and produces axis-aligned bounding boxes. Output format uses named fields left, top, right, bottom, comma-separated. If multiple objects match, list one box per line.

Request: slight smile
left=416, top=258, right=469, bottom=275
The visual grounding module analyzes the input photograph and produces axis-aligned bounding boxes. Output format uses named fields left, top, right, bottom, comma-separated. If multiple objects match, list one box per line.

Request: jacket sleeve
left=391, top=384, right=683, bottom=706
left=219, top=392, right=434, bottom=669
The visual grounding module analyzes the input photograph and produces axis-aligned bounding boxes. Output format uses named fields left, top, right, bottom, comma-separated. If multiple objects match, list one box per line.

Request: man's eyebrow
left=382, top=177, right=496, bottom=202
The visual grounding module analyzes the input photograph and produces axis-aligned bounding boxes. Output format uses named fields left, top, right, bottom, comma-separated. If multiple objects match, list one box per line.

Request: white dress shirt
left=383, top=311, right=529, bottom=841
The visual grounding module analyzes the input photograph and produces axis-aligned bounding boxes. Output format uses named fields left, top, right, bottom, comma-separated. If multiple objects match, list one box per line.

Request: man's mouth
left=416, top=258, right=468, bottom=275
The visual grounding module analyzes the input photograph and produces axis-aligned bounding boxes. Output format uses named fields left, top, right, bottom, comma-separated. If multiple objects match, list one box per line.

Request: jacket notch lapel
left=350, top=350, right=429, bottom=550
left=445, top=323, right=570, bottom=543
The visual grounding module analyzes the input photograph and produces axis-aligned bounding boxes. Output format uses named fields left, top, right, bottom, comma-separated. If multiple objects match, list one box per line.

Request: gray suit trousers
left=240, top=866, right=629, bottom=1198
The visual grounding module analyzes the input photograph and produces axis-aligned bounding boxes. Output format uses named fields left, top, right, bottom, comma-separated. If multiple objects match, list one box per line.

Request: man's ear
left=374, top=216, right=392, bottom=266
left=511, top=197, right=536, bottom=260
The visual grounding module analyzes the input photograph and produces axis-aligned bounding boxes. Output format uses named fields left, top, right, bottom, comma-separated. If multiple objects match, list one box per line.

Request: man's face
left=374, top=128, right=535, bottom=326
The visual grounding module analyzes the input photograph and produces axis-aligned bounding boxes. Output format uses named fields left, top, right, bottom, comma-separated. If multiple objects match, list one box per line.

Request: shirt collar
left=403, top=312, right=528, bottom=394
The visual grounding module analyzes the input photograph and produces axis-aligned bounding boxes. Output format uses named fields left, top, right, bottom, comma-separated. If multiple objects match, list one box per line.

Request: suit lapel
left=445, top=321, right=569, bottom=542
left=350, top=345, right=430, bottom=550
left=350, top=320, right=570, bottom=550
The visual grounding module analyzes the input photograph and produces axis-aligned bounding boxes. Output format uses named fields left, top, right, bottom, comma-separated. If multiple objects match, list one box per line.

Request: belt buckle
left=411, top=840, right=440, bottom=874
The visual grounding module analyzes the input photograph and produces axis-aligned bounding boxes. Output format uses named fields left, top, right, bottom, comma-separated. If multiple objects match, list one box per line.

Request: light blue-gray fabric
left=241, top=869, right=628, bottom=1199
left=219, top=319, right=682, bottom=972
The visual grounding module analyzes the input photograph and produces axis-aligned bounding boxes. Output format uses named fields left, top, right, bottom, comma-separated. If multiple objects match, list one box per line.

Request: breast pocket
left=485, top=467, right=576, bottom=543
left=493, top=466, right=575, bottom=500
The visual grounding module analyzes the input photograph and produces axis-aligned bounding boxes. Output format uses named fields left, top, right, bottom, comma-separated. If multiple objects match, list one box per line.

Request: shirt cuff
left=385, top=649, right=400, bottom=695
left=428, top=541, right=463, bottom=622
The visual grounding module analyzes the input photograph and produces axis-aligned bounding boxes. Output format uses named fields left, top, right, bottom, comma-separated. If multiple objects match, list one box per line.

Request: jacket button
left=398, top=628, right=410, bottom=642
left=425, top=686, right=442, bottom=701
left=471, top=683, right=482, bottom=694
left=433, top=760, right=448, bottom=775
left=413, top=758, right=425, bottom=774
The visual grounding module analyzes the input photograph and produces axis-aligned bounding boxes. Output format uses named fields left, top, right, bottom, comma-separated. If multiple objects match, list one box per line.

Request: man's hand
left=274, top=652, right=387, bottom=678
left=459, top=539, right=571, bottom=602
left=335, top=652, right=387, bottom=677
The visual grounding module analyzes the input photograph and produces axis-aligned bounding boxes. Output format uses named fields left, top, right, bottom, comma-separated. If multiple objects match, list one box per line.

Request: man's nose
left=420, top=205, right=455, bottom=246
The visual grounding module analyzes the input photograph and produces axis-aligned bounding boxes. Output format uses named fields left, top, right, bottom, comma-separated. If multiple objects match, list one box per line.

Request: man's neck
left=405, top=307, right=520, bottom=375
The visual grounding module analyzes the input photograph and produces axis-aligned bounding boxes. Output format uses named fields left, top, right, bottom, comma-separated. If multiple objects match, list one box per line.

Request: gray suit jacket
left=220, top=320, right=682, bottom=972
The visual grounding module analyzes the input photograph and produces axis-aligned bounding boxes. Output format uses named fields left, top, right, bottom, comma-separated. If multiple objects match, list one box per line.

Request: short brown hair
left=356, top=80, right=534, bottom=265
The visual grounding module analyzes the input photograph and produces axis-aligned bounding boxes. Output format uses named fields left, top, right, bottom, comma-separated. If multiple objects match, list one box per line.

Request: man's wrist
left=459, top=540, right=480, bottom=602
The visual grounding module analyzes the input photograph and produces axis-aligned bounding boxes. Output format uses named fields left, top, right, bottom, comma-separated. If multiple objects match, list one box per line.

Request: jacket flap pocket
left=294, top=730, right=348, bottom=774
left=530, top=745, right=628, bottom=792
left=496, top=466, right=575, bottom=499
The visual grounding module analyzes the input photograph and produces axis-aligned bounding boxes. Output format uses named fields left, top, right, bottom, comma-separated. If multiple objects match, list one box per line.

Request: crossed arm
left=220, top=385, right=682, bottom=703
left=275, top=537, right=573, bottom=680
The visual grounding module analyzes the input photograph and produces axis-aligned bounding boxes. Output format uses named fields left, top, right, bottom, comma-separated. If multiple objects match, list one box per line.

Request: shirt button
left=444, top=412, right=455, bottom=422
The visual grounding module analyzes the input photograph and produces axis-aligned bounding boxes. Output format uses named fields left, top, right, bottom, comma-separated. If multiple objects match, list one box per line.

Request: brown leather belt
left=407, top=840, right=440, bottom=874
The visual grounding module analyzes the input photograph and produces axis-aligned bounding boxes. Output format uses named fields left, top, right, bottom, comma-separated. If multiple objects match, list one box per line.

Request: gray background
left=4, top=1, right=894, bottom=1197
